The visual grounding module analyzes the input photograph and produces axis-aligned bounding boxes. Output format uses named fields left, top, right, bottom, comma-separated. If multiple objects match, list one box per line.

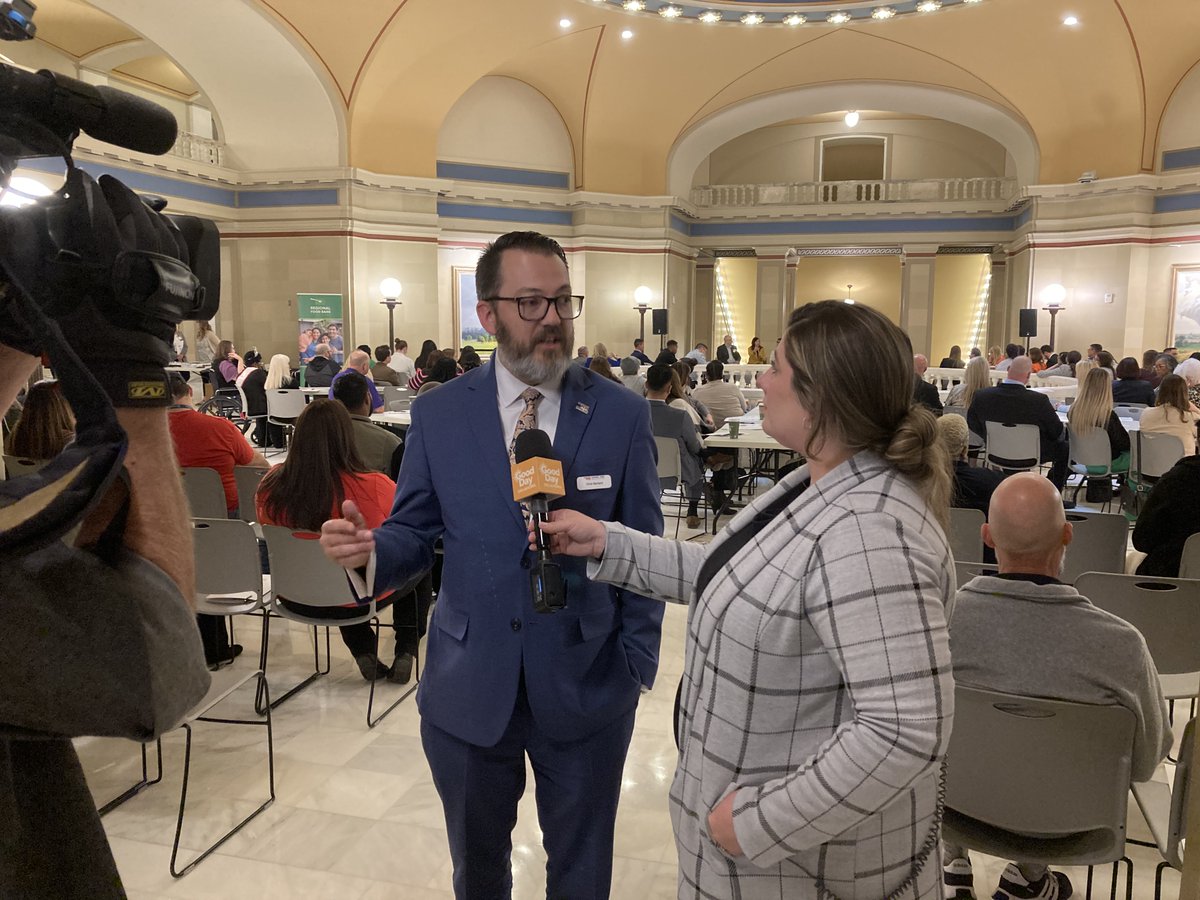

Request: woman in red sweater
left=256, top=400, right=426, bottom=683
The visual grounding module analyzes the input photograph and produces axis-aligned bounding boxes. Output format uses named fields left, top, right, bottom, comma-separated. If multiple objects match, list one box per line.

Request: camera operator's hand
left=0, top=169, right=201, bottom=406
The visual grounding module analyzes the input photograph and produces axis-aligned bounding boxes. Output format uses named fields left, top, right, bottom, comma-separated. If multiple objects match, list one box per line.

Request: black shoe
left=355, top=653, right=391, bottom=682
left=992, top=864, right=1072, bottom=900
left=206, top=644, right=243, bottom=670
left=389, top=652, right=415, bottom=684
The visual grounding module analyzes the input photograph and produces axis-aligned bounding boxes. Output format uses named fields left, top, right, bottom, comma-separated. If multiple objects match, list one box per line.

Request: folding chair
left=653, top=435, right=708, bottom=537
left=170, top=667, right=275, bottom=877
left=984, top=422, right=1042, bottom=475
left=1067, top=424, right=1116, bottom=510
left=948, top=507, right=985, bottom=562
left=954, top=560, right=998, bottom=590
left=1127, top=432, right=1185, bottom=518
left=2, top=454, right=48, bottom=479
left=1131, top=718, right=1193, bottom=900
left=265, top=389, right=308, bottom=452
left=181, top=467, right=228, bottom=519
left=1075, top=572, right=1200, bottom=724
left=193, top=517, right=267, bottom=684
left=234, top=465, right=270, bottom=524
left=1060, top=512, right=1127, bottom=584
left=1180, top=532, right=1200, bottom=579
left=1113, top=405, right=1147, bottom=421
left=943, top=686, right=1137, bottom=900
left=261, top=525, right=417, bottom=727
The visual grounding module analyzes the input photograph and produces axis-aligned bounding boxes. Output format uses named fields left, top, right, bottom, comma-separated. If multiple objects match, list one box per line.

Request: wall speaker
left=1018, top=308, right=1037, bottom=338
left=651, top=308, right=669, bottom=335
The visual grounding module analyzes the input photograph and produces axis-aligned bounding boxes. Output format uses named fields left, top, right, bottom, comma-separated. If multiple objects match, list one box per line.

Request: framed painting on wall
left=1168, top=264, right=1200, bottom=357
left=454, top=266, right=497, bottom=354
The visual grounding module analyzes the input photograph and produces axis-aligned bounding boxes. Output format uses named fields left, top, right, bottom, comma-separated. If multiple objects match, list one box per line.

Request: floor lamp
left=634, top=285, right=652, bottom=345
left=380, top=278, right=402, bottom=349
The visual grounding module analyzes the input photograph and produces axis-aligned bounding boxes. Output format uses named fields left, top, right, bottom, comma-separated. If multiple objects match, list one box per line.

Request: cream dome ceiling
left=19, top=0, right=1200, bottom=194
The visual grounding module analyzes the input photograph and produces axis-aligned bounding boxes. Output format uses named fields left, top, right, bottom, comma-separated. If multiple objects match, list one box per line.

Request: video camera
left=0, top=0, right=221, bottom=552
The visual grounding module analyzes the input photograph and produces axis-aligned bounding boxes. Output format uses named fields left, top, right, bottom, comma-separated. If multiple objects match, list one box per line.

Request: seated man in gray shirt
left=944, top=472, right=1172, bottom=900
left=691, top=360, right=748, bottom=428
left=332, top=370, right=403, bottom=478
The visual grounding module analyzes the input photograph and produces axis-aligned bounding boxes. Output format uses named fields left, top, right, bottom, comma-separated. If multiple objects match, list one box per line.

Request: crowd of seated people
left=5, top=379, right=74, bottom=461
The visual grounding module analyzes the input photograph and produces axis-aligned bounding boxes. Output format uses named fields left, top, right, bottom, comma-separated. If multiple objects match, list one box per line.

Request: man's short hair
left=705, top=360, right=724, bottom=382
left=1005, top=343, right=1021, bottom=359
left=620, top=357, right=640, bottom=375
left=634, top=338, right=644, bottom=348
left=375, top=345, right=392, bottom=363
left=476, top=231, right=568, bottom=301
left=331, top=370, right=371, bottom=412
left=695, top=343, right=708, bottom=351
left=169, top=373, right=190, bottom=400
left=314, top=343, right=332, bottom=358
left=1090, top=342, right=1103, bottom=352
left=356, top=344, right=371, bottom=355
left=645, top=364, right=674, bottom=392
left=666, top=340, right=678, bottom=350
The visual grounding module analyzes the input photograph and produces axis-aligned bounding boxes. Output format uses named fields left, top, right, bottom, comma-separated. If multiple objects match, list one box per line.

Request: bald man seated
left=967, top=355, right=1069, bottom=491
left=943, top=473, right=1172, bottom=900
left=328, top=349, right=385, bottom=413
left=912, top=354, right=943, bottom=415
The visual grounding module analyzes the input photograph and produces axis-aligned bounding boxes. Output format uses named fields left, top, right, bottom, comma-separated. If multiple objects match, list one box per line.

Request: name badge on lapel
left=577, top=475, right=612, bottom=491
left=575, top=402, right=590, bottom=415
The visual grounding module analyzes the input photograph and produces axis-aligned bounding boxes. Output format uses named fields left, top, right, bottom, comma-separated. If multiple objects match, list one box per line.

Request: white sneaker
left=943, top=857, right=975, bottom=900
left=992, top=863, right=1073, bottom=900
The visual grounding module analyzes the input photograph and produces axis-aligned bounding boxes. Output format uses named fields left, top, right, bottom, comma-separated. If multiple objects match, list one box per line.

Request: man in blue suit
left=321, top=231, right=664, bottom=899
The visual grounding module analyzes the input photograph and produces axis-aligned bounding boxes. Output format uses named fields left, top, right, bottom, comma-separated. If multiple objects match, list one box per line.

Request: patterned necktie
left=509, top=387, right=543, bottom=464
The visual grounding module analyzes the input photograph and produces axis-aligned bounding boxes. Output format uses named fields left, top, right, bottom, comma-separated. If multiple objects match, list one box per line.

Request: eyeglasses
left=486, top=294, right=584, bottom=321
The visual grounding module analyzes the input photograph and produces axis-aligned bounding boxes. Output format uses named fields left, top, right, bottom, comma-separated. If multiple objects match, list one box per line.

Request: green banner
left=297, top=293, right=345, bottom=365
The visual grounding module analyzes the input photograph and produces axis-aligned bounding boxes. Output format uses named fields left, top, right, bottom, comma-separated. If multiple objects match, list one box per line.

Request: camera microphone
left=0, top=64, right=178, bottom=155
left=512, top=428, right=567, bottom=613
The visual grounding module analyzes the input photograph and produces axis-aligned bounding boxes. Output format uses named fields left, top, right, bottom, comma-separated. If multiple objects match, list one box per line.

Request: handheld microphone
left=512, top=428, right=567, bottom=613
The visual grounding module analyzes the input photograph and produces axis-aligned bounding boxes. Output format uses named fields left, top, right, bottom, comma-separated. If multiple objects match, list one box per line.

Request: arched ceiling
left=16, top=0, right=1200, bottom=193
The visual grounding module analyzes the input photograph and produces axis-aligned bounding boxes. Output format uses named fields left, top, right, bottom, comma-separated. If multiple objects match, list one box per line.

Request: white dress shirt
left=391, top=352, right=416, bottom=379
left=494, top=356, right=563, bottom=449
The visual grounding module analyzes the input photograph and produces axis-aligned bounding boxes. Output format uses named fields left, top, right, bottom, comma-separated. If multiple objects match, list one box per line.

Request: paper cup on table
left=728, top=421, right=740, bottom=439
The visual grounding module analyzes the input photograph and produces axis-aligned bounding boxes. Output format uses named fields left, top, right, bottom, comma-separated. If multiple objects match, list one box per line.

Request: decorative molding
left=790, top=247, right=903, bottom=256
left=937, top=245, right=996, bottom=254
left=575, top=0, right=986, bottom=29
left=713, top=248, right=757, bottom=257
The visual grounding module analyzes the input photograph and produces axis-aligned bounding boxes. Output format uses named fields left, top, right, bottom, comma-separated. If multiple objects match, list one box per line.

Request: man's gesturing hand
left=321, top=499, right=375, bottom=570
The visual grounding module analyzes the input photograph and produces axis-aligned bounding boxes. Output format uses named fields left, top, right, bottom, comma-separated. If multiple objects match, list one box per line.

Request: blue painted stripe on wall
left=669, top=214, right=693, bottom=236
left=237, top=188, right=339, bottom=208
left=1162, top=147, right=1200, bottom=171
left=437, top=161, right=570, bottom=189
left=689, top=215, right=1016, bottom=237
left=16, top=158, right=341, bottom=208
left=437, top=201, right=573, bottom=226
left=1154, top=192, right=1200, bottom=214
left=19, top=157, right=238, bottom=206
left=1014, top=205, right=1034, bottom=228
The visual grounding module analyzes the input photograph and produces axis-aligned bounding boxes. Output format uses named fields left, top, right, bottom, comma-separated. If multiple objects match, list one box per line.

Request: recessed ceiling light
left=782, top=13, right=806, bottom=26
left=827, top=11, right=851, bottom=24
left=871, top=6, right=896, bottom=19
left=621, top=28, right=634, bottom=39
left=1062, top=14, right=1079, bottom=25
left=559, top=18, right=572, bottom=27
left=916, top=0, right=941, bottom=11
left=658, top=5, right=682, bottom=18
left=699, top=10, right=722, bottom=23
left=622, top=0, right=645, bottom=9
left=740, top=13, right=764, bottom=25
left=963, top=0, right=982, bottom=3
left=844, top=110, right=860, bottom=127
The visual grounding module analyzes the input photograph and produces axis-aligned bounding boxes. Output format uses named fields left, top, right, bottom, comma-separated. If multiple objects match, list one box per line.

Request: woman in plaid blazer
left=541, top=301, right=956, bottom=899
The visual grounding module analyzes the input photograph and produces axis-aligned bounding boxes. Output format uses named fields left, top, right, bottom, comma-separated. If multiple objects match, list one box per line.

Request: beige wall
left=793, top=257, right=902, bottom=323
left=930, top=255, right=990, bottom=363
left=1159, top=64, right=1200, bottom=159
left=702, top=118, right=1008, bottom=186
left=714, top=258, right=757, bottom=352
left=575, top=251, right=670, bottom=360
left=220, top=235, right=349, bottom=364
left=349, top=237, right=440, bottom=356
left=437, top=76, right=573, bottom=176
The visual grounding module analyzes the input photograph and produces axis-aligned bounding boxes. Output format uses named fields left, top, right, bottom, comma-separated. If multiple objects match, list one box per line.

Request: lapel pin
left=575, top=402, right=590, bottom=415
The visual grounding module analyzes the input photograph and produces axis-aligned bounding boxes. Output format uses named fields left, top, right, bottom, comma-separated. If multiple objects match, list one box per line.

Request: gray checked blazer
left=592, top=451, right=955, bottom=900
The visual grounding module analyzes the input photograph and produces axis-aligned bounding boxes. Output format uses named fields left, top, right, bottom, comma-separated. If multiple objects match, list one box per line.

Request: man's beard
left=495, top=317, right=573, bottom=386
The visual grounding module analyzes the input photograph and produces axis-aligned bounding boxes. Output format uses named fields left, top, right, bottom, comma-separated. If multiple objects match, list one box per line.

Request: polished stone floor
left=76, top=490, right=1185, bottom=899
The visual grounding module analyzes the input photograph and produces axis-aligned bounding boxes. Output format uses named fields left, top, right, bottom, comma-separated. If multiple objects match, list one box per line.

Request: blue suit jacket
left=372, top=361, right=665, bottom=746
